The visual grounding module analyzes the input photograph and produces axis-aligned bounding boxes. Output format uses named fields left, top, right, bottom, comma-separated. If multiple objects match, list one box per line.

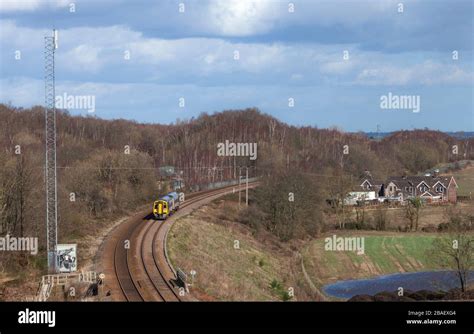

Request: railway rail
left=103, top=182, right=258, bottom=302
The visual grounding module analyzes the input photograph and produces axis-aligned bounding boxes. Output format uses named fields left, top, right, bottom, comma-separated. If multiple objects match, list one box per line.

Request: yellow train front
left=153, top=191, right=180, bottom=220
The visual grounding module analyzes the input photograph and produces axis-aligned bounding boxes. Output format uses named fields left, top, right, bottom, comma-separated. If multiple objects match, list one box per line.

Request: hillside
left=167, top=198, right=302, bottom=301
left=0, top=103, right=472, bottom=276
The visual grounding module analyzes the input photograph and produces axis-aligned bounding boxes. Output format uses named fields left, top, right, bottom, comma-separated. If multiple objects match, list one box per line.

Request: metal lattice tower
left=44, top=30, right=58, bottom=272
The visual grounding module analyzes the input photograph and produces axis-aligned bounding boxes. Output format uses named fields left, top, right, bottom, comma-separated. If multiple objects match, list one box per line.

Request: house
left=359, top=178, right=385, bottom=197
left=360, top=175, right=458, bottom=204
left=344, top=191, right=377, bottom=205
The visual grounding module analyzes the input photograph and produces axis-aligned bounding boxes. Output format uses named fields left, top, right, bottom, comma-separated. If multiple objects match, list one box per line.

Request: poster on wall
left=56, top=244, right=77, bottom=273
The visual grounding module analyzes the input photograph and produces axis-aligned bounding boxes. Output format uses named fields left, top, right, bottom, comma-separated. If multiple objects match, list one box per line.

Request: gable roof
left=432, top=180, right=447, bottom=188
left=387, top=178, right=412, bottom=189
left=446, top=175, right=459, bottom=188
left=420, top=190, right=442, bottom=198
left=360, top=179, right=372, bottom=187
left=360, top=178, right=384, bottom=191
left=387, top=175, right=456, bottom=189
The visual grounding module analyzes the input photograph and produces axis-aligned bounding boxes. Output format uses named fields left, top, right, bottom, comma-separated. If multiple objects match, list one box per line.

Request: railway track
left=107, top=182, right=258, bottom=302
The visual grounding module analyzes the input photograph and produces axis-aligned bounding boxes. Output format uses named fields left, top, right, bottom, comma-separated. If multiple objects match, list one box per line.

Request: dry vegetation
left=448, top=164, right=474, bottom=197
left=167, top=197, right=313, bottom=301
left=324, top=201, right=474, bottom=231
left=0, top=103, right=472, bottom=296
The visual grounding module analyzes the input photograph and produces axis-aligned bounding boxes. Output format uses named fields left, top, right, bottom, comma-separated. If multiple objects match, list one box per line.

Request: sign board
left=56, top=244, right=77, bottom=273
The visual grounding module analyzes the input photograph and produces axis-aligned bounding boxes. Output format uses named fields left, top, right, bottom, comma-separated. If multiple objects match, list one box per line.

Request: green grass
left=450, top=166, right=474, bottom=197
left=423, top=160, right=474, bottom=197
left=303, top=233, right=440, bottom=285
left=368, top=236, right=437, bottom=271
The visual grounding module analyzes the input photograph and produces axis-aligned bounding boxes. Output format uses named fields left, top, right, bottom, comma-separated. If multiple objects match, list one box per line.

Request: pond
left=323, top=270, right=474, bottom=299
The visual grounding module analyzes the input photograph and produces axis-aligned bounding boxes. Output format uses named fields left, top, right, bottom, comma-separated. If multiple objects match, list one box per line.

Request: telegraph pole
left=45, top=29, right=58, bottom=272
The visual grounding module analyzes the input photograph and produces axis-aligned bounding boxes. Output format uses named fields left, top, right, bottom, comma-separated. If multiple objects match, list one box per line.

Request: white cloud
left=290, top=73, right=303, bottom=81
left=198, top=0, right=403, bottom=36
left=298, top=0, right=400, bottom=27
left=0, top=0, right=69, bottom=12
left=0, top=77, right=134, bottom=108
left=205, top=0, right=280, bottom=36
left=356, top=61, right=473, bottom=86
left=1, top=20, right=472, bottom=87
left=0, top=20, right=48, bottom=49
left=125, top=37, right=291, bottom=75
left=0, top=77, right=43, bottom=106
left=356, top=66, right=412, bottom=85
left=415, top=61, right=473, bottom=85
left=60, top=44, right=104, bottom=72
left=320, top=60, right=356, bottom=75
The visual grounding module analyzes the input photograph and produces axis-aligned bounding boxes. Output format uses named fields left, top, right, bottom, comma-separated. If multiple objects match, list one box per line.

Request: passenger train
left=153, top=192, right=181, bottom=220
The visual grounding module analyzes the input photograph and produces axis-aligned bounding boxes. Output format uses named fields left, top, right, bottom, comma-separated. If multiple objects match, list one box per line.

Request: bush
left=437, top=222, right=450, bottom=232
left=280, top=291, right=291, bottom=302
left=270, top=279, right=282, bottom=290
left=269, top=279, right=292, bottom=301
left=340, top=220, right=373, bottom=230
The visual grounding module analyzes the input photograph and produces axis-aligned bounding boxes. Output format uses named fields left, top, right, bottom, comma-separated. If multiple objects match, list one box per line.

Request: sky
left=0, top=0, right=473, bottom=132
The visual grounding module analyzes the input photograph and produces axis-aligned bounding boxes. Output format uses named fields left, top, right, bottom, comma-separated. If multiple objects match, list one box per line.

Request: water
left=323, top=270, right=474, bottom=299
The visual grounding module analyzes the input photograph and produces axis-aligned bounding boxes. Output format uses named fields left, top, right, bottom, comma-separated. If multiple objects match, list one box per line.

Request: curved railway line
left=101, top=182, right=258, bottom=302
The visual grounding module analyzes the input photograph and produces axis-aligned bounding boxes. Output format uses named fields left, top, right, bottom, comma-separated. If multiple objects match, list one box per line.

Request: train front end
left=153, top=197, right=169, bottom=220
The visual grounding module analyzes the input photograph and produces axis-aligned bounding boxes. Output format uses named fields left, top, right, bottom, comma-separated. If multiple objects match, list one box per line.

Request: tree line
left=0, top=103, right=472, bottom=272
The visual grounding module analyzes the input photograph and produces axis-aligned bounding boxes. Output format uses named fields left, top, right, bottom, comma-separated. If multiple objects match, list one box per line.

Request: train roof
left=155, top=191, right=179, bottom=202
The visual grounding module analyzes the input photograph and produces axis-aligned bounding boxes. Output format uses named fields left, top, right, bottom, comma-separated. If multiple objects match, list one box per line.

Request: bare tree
left=0, top=155, right=31, bottom=237
left=327, top=173, right=352, bottom=229
left=432, top=210, right=474, bottom=292
left=405, top=197, right=422, bottom=231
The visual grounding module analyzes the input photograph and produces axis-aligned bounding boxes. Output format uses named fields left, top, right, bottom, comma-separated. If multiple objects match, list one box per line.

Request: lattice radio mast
left=44, top=29, right=58, bottom=272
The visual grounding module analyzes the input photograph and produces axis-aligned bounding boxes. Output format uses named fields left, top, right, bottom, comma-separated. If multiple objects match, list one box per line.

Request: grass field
left=424, top=160, right=474, bottom=197
left=302, top=232, right=441, bottom=288
left=448, top=165, right=474, bottom=197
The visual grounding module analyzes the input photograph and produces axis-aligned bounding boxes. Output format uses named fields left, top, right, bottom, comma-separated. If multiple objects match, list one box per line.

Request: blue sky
left=0, top=0, right=473, bottom=131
